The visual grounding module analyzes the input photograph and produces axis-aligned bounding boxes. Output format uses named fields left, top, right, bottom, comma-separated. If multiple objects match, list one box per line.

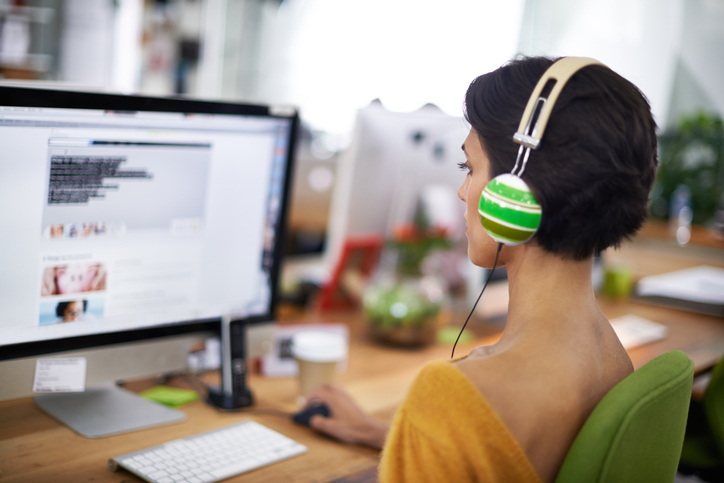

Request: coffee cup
left=291, top=331, right=347, bottom=399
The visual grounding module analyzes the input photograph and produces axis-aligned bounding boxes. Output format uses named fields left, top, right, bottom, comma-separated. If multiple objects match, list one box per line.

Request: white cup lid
left=291, top=331, right=347, bottom=363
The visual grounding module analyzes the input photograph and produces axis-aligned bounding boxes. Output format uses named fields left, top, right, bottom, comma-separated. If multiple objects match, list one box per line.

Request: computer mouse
left=292, top=402, right=331, bottom=426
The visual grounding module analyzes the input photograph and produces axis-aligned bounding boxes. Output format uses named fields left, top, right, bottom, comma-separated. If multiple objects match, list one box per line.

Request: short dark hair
left=464, top=56, right=658, bottom=260
left=56, top=300, right=87, bottom=318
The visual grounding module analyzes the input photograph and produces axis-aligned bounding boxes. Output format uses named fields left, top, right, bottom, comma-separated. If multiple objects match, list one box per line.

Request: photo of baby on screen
left=41, top=263, right=107, bottom=296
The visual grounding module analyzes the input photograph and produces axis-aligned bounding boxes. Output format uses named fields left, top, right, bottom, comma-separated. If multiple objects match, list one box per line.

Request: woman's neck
left=494, top=245, right=602, bottom=346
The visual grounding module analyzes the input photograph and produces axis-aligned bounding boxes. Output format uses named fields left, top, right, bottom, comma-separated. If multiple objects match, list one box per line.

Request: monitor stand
left=207, top=316, right=254, bottom=409
left=34, top=383, right=185, bottom=438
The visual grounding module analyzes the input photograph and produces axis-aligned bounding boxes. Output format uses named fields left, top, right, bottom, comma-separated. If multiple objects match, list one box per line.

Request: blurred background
left=2, top=0, right=722, bottom=309
left=1, top=0, right=721, bottom=131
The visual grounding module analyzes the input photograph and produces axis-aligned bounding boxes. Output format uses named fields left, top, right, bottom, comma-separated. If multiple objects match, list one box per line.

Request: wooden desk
left=1, top=234, right=722, bottom=483
left=603, top=231, right=724, bottom=375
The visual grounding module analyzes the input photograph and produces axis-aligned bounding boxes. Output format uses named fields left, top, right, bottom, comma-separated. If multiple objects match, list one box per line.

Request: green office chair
left=678, top=355, right=724, bottom=481
left=555, top=350, right=694, bottom=483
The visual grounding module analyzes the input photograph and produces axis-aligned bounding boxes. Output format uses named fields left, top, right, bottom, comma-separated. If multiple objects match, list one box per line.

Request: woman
left=304, top=56, right=658, bottom=482
left=55, top=300, right=87, bottom=323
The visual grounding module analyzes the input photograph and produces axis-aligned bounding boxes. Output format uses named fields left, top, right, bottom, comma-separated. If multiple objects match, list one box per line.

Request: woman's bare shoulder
left=454, top=339, right=631, bottom=423
left=453, top=339, right=632, bottom=482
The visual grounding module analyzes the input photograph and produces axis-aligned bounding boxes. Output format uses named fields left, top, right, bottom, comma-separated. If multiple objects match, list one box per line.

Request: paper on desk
left=33, top=357, right=86, bottom=393
left=610, top=315, right=668, bottom=350
left=636, top=266, right=724, bottom=305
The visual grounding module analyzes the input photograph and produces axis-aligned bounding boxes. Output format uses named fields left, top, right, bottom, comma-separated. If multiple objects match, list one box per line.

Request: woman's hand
left=304, top=383, right=389, bottom=450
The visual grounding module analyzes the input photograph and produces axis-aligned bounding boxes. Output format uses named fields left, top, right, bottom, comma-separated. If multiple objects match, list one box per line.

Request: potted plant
left=362, top=211, right=451, bottom=347
left=650, top=111, right=723, bottom=227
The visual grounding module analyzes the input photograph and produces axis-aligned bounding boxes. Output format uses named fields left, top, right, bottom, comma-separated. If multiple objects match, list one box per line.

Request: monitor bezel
left=0, top=86, right=299, bottom=362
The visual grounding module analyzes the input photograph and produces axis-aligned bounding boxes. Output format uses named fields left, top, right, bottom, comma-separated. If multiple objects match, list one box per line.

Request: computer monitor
left=0, top=86, right=298, bottom=436
left=325, top=101, right=469, bottom=271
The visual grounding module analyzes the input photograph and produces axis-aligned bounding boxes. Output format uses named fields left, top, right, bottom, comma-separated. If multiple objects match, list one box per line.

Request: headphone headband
left=513, top=57, right=606, bottom=150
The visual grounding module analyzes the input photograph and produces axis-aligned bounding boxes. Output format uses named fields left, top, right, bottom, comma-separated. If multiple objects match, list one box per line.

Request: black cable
left=451, top=242, right=503, bottom=359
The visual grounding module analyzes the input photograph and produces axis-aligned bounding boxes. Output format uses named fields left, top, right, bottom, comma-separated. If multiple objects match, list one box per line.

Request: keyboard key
left=148, top=470, right=170, bottom=479
left=210, top=458, right=261, bottom=479
left=137, top=467, right=156, bottom=476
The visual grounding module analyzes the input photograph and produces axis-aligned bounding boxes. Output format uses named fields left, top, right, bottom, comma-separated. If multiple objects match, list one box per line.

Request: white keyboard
left=108, top=421, right=307, bottom=483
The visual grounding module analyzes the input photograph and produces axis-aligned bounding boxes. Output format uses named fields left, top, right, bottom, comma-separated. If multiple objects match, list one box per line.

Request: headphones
left=477, top=57, right=606, bottom=246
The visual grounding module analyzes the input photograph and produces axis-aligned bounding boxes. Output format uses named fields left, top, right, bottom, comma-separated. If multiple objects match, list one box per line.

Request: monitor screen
left=0, top=86, right=298, bottom=363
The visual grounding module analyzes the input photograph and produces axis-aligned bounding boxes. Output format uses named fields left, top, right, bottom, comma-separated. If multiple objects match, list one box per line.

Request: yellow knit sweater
left=379, top=360, right=543, bottom=483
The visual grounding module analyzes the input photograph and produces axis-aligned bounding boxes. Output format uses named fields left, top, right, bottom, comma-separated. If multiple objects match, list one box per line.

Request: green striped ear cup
left=478, top=173, right=542, bottom=246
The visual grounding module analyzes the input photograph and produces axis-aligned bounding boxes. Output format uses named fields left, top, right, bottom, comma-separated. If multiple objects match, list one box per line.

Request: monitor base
left=207, top=385, right=254, bottom=409
left=34, top=383, right=185, bottom=438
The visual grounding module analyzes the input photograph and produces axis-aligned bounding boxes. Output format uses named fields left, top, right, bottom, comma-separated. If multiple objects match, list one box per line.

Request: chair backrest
left=555, top=350, right=694, bottom=483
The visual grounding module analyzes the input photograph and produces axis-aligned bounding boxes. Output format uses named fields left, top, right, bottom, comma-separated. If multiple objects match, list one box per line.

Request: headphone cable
left=451, top=242, right=503, bottom=359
